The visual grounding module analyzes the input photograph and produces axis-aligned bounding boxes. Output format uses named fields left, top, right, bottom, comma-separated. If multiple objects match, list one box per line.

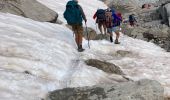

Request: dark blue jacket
left=112, top=13, right=122, bottom=27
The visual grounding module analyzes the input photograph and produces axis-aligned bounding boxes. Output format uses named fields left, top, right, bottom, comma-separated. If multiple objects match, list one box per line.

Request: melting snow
left=0, top=0, right=170, bottom=100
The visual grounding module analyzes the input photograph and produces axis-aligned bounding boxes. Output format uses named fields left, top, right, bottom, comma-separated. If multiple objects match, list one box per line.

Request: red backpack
left=114, top=12, right=122, bottom=26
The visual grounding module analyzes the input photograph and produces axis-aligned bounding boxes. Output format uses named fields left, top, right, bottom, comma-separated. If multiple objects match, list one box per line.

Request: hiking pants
left=97, top=20, right=107, bottom=34
left=72, top=25, right=83, bottom=47
left=130, top=21, right=135, bottom=26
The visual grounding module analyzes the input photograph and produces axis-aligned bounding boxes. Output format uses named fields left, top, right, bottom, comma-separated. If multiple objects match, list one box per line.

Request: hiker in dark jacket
left=64, top=0, right=87, bottom=52
left=93, top=9, right=107, bottom=35
left=129, top=14, right=137, bottom=27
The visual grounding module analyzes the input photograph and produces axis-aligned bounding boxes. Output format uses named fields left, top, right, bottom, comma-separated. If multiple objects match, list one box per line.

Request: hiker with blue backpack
left=64, top=0, right=87, bottom=52
left=105, top=8, right=122, bottom=44
left=112, top=10, right=122, bottom=44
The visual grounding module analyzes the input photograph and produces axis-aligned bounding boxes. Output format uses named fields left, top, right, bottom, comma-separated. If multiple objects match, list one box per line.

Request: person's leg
left=107, top=28, right=113, bottom=42
left=77, top=25, right=84, bottom=52
left=114, top=27, right=120, bottom=44
left=103, top=21, right=107, bottom=34
left=98, top=23, right=103, bottom=34
left=130, top=21, right=133, bottom=26
left=110, top=33, right=113, bottom=42
left=72, top=25, right=79, bottom=47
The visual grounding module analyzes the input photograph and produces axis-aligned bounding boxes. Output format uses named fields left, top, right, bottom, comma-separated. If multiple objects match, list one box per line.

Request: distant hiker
left=129, top=14, right=137, bottom=27
left=112, top=10, right=122, bottom=44
left=93, top=9, right=107, bottom=35
left=64, top=0, right=87, bottom=52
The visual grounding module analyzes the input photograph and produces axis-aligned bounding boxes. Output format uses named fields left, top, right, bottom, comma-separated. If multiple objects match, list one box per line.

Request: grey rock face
left=157, top=2, right=170, bottom=26
left=0, top=0, right=58, bottom=23
left=85, top=59, right=124, bottom=75
left=124, top=24, right=170, bottom=48
left=46, top=79, right=164, bottom=100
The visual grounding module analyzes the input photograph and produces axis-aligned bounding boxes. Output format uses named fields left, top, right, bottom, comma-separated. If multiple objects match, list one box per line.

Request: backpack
left=114, top=12, right=122, bottom=27
left=105, top=10, right=113, bottom=28
left=63, top=1, right=83, bottom=25
left=96, top=9, right=106, bottom=22
left=129, top=15, right=135, bottom=22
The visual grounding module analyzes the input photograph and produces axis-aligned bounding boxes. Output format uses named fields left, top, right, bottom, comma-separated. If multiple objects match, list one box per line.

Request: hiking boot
left=110, top=36, right=113, bottom=42
left=114, top=39, right=120, bottom=44
left=78, top=45, right=85, bottom=52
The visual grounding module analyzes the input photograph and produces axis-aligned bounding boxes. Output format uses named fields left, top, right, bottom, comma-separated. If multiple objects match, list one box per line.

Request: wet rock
left=85, top=59, right=124, bottom=75
left=0, top=0, right=58, bottom=23
left=83, top=27, right=97, bottom=40
left=47, top=79, right=164, bottom=100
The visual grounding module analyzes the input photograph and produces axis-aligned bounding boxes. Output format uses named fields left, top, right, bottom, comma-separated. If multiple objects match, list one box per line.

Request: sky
left=0, top=0, right=170, bottom=100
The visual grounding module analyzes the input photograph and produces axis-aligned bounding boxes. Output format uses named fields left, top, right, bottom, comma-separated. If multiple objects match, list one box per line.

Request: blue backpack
left=64, top=1, right=83, bottom=25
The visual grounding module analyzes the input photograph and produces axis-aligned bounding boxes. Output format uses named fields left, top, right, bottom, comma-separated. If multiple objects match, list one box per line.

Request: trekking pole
left=85, top=22, right=90, bottom=49
left=95, top=23, right=98, bottom=33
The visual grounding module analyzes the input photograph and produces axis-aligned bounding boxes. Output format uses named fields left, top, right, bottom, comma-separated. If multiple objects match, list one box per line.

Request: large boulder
left=157, top=2, right=170, bottom=26
left=0, top=0, right=58, bottom=23
left=46, top=79, right=164, bottom=100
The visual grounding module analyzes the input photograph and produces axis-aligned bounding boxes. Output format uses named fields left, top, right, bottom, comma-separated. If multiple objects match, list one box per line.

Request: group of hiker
left=64, top=0, right=137, bottom=52
left=93, top=8, right=122, bottom=44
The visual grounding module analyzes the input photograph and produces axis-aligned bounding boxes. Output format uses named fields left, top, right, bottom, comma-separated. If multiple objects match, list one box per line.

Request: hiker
left=93, top=9, right=107, bottom=35
left=64, top=0, right=87, bottom=52
left=112, top=10, right=122, bottom=44
left=105, top=8, right=113, bottom=42
left=128, top=14, right=137, bottom=27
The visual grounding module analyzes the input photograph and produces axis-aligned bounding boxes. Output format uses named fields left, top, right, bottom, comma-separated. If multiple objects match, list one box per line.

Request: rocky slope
left=101, top=0, right=170, bottom=51
left=47, top=79, right=164, bottom=100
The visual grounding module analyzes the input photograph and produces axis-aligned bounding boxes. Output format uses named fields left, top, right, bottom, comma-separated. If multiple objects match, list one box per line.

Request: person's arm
left=79, top=5, right=87, bottom=22
left=134, top=17, right=137, bottom=22
left=93, top=12, right=97, bottom=19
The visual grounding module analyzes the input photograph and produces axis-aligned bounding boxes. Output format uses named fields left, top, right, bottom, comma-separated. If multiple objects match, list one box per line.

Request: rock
left=83, top=27, right=111, bottom=41
left=46, top=79, right=164, bottom=100
left=0, top=0, right=58, bottom=23
left=116, top=50, right=132, bottom=57
left=123, top=21, right=170, bottom=50
left=124, top=26, right=148, bottom=40
left=95, top=34, right=110, bottom=40
left=83, top=27, right=97, bottom=40
left=66, top=25, right=109, bottom=41
left=85, top=59, right=124, bottom=75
